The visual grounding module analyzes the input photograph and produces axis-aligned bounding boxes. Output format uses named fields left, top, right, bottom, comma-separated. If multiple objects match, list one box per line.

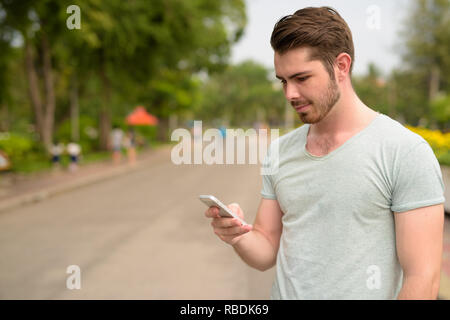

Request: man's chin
left=300, top=105, right=336, bottom=124
left=298, top=112, right=321, bottom=124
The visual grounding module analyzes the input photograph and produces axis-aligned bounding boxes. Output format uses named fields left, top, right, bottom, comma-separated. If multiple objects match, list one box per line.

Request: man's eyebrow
left=275, top=71, right=312, bottom=80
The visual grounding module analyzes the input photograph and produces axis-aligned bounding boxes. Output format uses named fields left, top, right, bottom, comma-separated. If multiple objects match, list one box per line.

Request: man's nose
left=284, top=82, right=301, bottom=101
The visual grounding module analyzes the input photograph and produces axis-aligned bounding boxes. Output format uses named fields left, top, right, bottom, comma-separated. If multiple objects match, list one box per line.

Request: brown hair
left=270, top=7, right=355, bottom=79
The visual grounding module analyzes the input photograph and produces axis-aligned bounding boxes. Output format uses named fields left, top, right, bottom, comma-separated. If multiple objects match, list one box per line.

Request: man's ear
left=335, top=52, right=352, bottom=82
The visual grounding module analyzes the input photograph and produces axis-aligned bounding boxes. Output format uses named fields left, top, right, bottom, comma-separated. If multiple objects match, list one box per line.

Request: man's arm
left=394, top=204, right=444, bottom=299
left=232, top=199, right=283, bottom=271
left=206, top=198, right=283, bottom=272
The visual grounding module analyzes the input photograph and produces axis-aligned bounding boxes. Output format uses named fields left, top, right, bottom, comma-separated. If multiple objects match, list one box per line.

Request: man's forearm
left=397, top=274, right=440, bottom=300
left=232, top=229, right=277, bottom=272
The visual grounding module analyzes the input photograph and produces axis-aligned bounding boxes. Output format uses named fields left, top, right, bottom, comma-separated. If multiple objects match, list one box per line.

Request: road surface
left=0, top=147, right=275, bottom=299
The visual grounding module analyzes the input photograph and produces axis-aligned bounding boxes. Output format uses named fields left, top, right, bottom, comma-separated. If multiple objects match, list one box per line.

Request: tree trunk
left=0, top=103, right=9, bottom=131
left=99, top=108, right=111, bottom=150
left=157, top=117, right=169, bottom=142
left=99, top=63, right=111, bottom=150
left=24, top=39, right=44, bottom=140
left=169, top=114, right=178, bottom=133
left=70, top=73, right=79, bottom=142
left=428, top=65, right=440, bottom=129
left=429, top=65, right=440, bottom=102
left=41, top=30, right=56, bottom=150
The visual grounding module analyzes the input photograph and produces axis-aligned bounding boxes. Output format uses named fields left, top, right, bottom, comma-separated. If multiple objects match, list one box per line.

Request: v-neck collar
left=302, top=112, right=382, bottom=161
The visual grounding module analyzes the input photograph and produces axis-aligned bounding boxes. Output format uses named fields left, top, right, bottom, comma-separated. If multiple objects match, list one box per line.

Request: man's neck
left=308, top=90, right=377, bottom=141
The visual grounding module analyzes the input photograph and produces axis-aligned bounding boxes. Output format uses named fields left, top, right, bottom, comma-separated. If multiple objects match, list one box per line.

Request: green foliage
left=388, top=69, right=430, bottom=124
left=55, top=116, right=99, bottom=153
left=133, top=126, right=157, bottom=146
left=196, top=60, right=285, bottom=126
left=0, top=0, right=247, bottom=149
left=430, top=94, right=450, bottom=129
left=0, top=133, right=34, bottom=168
left=394, top=0, right=450, bottom=128
left=143, top=69, right=202, bottom=119
left=438, top=150, right=450, bottom=166
left=400, top=0, right=450, bottom=83
left=353, top=63, right=390, bottom=115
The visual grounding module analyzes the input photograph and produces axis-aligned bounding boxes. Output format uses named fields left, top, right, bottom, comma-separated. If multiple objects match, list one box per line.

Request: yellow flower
left=405, top=125, right=450, bottom=153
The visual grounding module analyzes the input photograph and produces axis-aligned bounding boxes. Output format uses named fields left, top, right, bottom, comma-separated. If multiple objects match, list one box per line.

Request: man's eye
left=297, top=76, right=310, bottom=82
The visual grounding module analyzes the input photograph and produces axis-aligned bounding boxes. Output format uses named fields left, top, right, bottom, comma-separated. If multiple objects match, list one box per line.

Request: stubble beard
left=295, top=78, right=341, bottom=124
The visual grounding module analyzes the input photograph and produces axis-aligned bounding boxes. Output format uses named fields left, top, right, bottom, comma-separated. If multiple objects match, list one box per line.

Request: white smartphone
left=199, top=195, right=248, bottom=226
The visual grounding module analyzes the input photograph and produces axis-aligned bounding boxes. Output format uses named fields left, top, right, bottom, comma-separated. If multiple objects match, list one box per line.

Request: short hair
left=270, top=7, right=355, bottom=78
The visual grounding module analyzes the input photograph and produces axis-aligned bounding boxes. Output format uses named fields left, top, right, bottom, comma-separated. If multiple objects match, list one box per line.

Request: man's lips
left=293, top=103, right=310, bottom=111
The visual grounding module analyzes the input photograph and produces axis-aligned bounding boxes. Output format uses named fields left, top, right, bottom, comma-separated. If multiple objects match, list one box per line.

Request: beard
left=292, top=78, right=341, bottom=124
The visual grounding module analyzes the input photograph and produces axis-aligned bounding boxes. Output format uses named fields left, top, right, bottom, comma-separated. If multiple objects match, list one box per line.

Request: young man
left=205, top=7, right=445, bottom=299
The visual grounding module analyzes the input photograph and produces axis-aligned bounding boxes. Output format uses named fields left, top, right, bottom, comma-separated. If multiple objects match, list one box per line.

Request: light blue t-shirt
left=261, top=113, right=445, bottom=299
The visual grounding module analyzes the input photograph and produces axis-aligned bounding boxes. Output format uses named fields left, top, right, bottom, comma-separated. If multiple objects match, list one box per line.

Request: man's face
left=274, top=47, right=340, bottom=124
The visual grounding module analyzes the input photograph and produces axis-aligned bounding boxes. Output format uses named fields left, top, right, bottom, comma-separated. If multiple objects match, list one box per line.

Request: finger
left=211, top=218, right=242, bottom=228
left=204, top=206, right=220, bottom=218
left=220, top=226, right=252, bottom=241
left=216, top=225, right=251, bottom=236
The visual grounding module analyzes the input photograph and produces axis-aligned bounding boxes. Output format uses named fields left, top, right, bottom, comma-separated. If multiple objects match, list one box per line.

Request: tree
left=66, top=0, right=247, bottom=147
left=196, top=60, right=285, bottom=127
left=353, top=63, right=391, bottom=116
left=0, top=13, right=14, bottom=131
left=387, top=69, right=430, bottom=125
left=398, top=0, right=450, bottom=125
left=0, top=0, right=247, bottom=151
left=0, top=0, right=71, bottom=149
left=430, top=94, right=450, bottom=130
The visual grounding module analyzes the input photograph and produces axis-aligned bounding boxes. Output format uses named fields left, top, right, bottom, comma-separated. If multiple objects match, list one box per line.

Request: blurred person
left=66, top=142, right=81, bottom=172
left=124, top=128, right=136, bottom=165
left=110, top=126, right=124, bottom=165
left=49, top=140, right=64, bottom=170
left=204, top=7, right=445, bottom=300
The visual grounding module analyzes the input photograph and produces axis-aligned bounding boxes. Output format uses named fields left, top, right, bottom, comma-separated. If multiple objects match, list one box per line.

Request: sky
left=231, top=0, right=411, bottom=77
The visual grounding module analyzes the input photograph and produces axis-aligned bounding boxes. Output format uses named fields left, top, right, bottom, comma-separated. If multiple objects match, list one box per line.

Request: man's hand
left=205, top=203, right=253, bottom=246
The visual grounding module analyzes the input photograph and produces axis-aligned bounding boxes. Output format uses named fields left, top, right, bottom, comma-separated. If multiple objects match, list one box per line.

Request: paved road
left=0, top=147, right=275, bottom=299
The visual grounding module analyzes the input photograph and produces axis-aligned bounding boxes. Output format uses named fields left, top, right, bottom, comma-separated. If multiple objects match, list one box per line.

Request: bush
left=0, top=132, right=34, bottom=169
left=55, top=116, right=100, bottom=153
left=431, top=94, right=450, bottom=130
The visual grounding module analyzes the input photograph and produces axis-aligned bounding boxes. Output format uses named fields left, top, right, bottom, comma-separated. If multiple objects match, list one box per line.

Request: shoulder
left=372, top=113, right=428, bottom=153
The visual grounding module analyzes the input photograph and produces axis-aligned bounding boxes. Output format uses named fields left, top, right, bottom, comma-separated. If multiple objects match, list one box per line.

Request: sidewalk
left=0, top=145, right=172, bottom=214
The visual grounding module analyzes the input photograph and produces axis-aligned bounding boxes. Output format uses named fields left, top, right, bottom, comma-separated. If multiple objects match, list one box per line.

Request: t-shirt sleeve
left=391, top=141, right=445, bottom=213
left=260, top=146, right=277, bottom=200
